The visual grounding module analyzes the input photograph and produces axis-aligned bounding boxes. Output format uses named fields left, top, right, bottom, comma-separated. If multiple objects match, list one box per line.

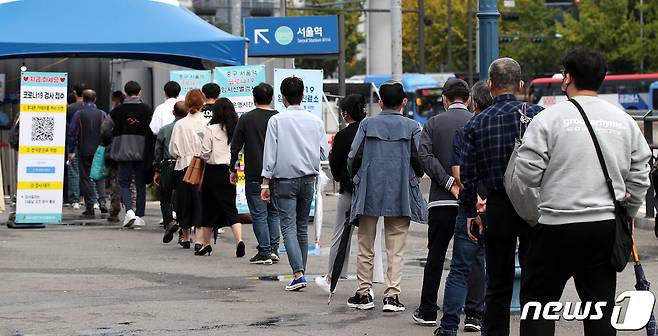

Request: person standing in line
left=346, top=81, right=428, bottom=312
left=150, top=81, right=181, bottom=136
left=198, top=98, right=246, bottom=257
left=412, top=79, right=473, bottom=325
left=109, top=81, right=153, bottom=228
left=169, top=89, right=207, bottom=248
left=460, top=58, right=543, bottom=336
left=156, top=101, right=188, bottom=244
left=230, top=83, right=281, bottom=265
left=150, top=81, right=181, bottom=227
left=66, top=82, right=87, bottom=210
left=315, top=94, right=367, bottom=292
left=201, top=83, right=221, bottom=119
left=433, top=80, right=492, bottom=335
left=68, top=89, right=108, bottom=218
left=260, top=77, right=328, bottom=291
left=515, top=48, right=651, bottom=336
left=111, top=91, right=125, bottom=109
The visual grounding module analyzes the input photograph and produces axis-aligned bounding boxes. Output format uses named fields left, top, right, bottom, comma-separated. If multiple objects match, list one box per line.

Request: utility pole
left=418, top=0, right=425, bottom=73
left=467, top=0, right=473, bottom=85
left=446, top=0, right=453, bottom=71
left=391, top=0, right=403, bottom=81
left=477, top=0, right=500, bottom=80
left=640, top=0, right=645, bottom=72
left=230, top=0, right=241, bottom=36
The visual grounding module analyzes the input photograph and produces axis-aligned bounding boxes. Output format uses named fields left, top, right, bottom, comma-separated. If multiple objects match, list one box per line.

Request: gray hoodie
left=514, top=96, right=651, bottom=225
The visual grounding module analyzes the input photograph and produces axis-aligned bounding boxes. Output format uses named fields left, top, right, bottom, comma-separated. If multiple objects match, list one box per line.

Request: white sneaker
left=315, top=275, right=332, bottom=294
left=133, top=217, right=145, bottom=227
left=93, top=203, right=100, bottom=210
left=172, top=211, right=177, bottom=220
left=72, top=202, right=81, bottom=210
left=217, top=228, right=225, bottom=235
left=370, top=288, right=375, bottom=301
left=123, top=210, right=136, bottom=228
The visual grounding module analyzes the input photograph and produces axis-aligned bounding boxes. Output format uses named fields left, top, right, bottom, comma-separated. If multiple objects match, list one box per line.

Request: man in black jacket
left=413, top=79, right=474, bottom=325
left=230, top=83, right=280, bottom=265
left=68, top=89, right=107, bottom=218
left=109, top=81, right=153, bottom=228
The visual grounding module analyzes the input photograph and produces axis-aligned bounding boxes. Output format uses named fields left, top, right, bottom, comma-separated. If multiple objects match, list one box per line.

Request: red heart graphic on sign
left=60, top=77, right=65, bottom=83
left=23, top=76, right=28, bottom=81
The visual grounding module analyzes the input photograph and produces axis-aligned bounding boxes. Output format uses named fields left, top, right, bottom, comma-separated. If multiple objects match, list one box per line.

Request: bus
left=350, top=73, right=443, bottom=125
left=527, top=73, right=658, bottom=110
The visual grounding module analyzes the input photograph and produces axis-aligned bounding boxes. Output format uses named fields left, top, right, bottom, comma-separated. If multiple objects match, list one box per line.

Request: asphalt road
left=1, top=193, right=657, bottom=336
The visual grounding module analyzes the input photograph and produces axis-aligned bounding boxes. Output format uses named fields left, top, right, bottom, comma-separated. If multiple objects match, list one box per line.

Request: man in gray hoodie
left=514, top=48, right=651, bottom=336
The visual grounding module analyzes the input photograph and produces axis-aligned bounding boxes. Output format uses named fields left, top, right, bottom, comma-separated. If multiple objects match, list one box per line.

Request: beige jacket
left=200, top=124, right=231, bottom=165
left=169, top=112, right=208, bottom=170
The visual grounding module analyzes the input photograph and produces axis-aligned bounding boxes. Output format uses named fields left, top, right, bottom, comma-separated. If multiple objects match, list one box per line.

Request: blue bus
left=351, top=73, right=443, bottom=125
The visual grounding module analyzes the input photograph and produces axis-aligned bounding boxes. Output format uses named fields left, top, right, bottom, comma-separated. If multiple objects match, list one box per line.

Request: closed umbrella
left=328, top=211, right=356, bottom=304
left=632, top=236, right=657, bottom=336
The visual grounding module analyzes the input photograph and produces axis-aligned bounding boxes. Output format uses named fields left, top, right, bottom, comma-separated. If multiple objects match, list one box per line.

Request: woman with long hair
left=315, top=94, right=373, bottom=292
left=168, top=89, right=207, bottom=248
left=197, top=98, right=245, bottom=257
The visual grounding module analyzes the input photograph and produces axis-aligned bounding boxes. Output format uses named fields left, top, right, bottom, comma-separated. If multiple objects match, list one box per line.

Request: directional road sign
left=244, top=15, right=339, bottom=57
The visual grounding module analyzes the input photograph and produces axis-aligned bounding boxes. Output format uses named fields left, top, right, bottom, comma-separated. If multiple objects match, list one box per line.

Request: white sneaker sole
left=285, top=283, right=307, bottom=291
left=412, top=314, right=436, bottom=326
left=250, top=259, right=273, bottom=265
left=347, top=302, right=375, bottom=310
left=383, top=304, right=406, bottom=312
left=463, top=324, right=481, bottom=332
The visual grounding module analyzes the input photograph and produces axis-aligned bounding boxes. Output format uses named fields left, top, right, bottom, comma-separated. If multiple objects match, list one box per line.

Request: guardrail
left=632, top=110, right=656, bottom=218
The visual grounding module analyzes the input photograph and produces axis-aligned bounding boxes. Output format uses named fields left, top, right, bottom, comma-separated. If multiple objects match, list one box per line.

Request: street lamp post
left=477, top=0, right=500, bottom=80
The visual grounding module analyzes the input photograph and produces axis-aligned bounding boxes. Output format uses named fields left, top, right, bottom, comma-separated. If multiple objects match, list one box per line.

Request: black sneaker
left=236, top=241, right=246, bottom=258
left=383, top=295, right=406, bottom=312
left=347, top=292, right=374, bottom=310
left=99, top=205, right=109, bottom=214
left=163, top=222, right=179, bottom=244
left=463, top=314, right=482, bottom=332
left=433, top=327, right=458, bottom=336
left=249, top=254, right=273, bottom=265
left=412, top=308, right=436, bottom=326
left=81, top=209, right=95, bottom=219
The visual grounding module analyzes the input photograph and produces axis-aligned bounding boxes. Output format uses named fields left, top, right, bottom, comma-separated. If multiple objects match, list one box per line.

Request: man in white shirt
left=261, top=76, right=328, bottom=292
left=150, top=81, right=181, bottom=135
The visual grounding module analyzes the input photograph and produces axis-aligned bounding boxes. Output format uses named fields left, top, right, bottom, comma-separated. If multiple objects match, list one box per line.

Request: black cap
left=442, top=78, right=470, bottom=95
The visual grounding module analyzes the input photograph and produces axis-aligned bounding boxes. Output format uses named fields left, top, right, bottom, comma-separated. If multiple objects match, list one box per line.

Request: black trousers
left=175, top=168, right=202, bottom=229
left=79, top=155, right=106, bottom=210
left=419, top=207, right=458, bottom=318
left=520, top=220, right=616, bottom=336
left=483, top=191, right=530, bottom=336
left=419, top=206, right=485, bottom=318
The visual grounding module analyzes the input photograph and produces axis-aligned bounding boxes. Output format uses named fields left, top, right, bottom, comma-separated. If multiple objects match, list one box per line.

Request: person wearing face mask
left=515, top=48, right=651, bottom=336
left=459, top=58, right=543, bottom=336
left=412, top=79, right=474, bottom=326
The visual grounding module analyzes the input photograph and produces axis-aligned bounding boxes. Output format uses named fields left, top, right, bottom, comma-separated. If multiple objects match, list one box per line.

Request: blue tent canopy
left=0, top=0, right=246, bottom=69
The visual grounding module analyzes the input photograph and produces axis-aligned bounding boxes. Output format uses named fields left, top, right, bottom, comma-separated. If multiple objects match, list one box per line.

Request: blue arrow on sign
left=244, top=15, right=339, bottom=57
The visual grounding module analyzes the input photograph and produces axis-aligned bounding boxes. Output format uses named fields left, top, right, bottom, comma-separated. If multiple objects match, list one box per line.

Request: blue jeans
left=246, top=180, right=281, bottom=256
left=118, top=161, right=146, bottom=217
left=440, top=208, right=486, bottom=332
left=271, top=176, right=316, bottom=274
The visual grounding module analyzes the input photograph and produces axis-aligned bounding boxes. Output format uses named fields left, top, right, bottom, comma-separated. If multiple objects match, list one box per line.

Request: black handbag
left=569, top=99, right=632, bottom=272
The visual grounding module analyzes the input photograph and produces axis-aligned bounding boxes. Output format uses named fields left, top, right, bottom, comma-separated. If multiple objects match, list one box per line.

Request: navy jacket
left=68, top=103, right=107, bottom=157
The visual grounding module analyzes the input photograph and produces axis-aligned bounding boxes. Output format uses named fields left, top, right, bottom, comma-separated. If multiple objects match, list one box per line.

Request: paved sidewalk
left=0, top=196, right=656, bottom=336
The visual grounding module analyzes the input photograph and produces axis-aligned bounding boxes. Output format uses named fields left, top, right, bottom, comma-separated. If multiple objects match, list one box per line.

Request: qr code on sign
left=31, top=116, right=55, bottom=142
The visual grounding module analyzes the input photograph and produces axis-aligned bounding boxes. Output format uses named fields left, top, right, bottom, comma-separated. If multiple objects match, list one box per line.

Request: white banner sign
left=274, top=68, right=324, bottom=119
left=16, top=72, right=68, bottom=223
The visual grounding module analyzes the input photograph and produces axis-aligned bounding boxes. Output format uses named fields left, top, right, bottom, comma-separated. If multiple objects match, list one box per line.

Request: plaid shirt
left=459, top=94, right=544, bottom=217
